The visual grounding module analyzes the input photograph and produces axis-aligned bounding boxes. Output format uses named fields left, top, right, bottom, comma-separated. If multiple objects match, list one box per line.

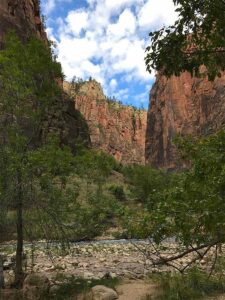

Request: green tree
left=145, top=0, right=225, bottom=79
left=71, top=150, right=121, bottom=238
left=124, top=131, right=225, bottom=271
left=0, top=32, right=75, bottom=287
left=124, top=165, right=168, bottom=208
left=75, top=150, right=117, bottom=193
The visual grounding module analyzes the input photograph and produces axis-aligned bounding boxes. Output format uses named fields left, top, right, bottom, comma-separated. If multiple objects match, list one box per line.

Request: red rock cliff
left=0, top=0, right=47, bottom=43
left=145, top=72, right=225, bottom=170
left=64, top=80, right=147, bottom=164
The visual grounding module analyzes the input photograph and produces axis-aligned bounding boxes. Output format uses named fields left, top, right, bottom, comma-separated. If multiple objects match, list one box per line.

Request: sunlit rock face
left=0, top=0, right=47, bottom=42
left=145, top=71, right=225, bottom=170
left=64, top=80, right=147, bottom=164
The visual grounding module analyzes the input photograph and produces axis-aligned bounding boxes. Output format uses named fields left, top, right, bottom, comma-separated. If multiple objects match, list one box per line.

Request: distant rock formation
left=145, top=71, right=225, bottom=170
left=64, top=80, right=147, bottom=164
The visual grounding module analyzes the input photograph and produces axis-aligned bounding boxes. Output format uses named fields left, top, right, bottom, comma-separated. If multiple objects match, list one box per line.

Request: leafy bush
left=123, top=165, right=169, bottom=207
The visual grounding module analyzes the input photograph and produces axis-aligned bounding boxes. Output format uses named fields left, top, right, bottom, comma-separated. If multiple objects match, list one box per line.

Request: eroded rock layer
left=146, top=72, right=225, bottom=170
left=64, top=80, right=147, bottom=164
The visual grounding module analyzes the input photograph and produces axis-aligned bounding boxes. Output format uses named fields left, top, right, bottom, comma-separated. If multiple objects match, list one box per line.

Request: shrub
left=152, top=268, right=225, bottom=300
left=108, top=185, right=126, bottom=201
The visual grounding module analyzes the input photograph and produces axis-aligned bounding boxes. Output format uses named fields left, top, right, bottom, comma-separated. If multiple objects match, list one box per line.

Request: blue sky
left=41, top=0, right=177, bottom=109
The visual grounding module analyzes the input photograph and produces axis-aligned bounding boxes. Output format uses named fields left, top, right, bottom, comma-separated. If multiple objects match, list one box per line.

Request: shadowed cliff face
left=146, top=72, right=225, bottom=170
left=64, top=80, right=147, bottom=164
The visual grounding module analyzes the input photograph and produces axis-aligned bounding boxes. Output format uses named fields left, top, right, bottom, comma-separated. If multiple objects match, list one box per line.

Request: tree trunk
left=0, top=255, right=4, bottom=289
left=14, top=172, right=24, bottom=287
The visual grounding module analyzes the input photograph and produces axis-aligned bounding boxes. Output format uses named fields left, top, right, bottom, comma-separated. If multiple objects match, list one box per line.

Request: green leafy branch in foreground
left=145, top=0, right=225, bottom=79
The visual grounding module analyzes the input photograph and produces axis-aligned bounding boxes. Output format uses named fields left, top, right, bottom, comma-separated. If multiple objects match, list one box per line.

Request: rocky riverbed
left=1, top=240, right=172, bottom=286
left=1, top=240, right=225, bottom=299
left=1, top=238, right=220, bottom=285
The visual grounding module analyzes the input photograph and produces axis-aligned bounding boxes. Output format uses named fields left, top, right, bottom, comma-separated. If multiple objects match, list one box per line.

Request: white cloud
left=109, top=79, right=118, bottom=92
left=107, top=9, right=136, bottom=39
left=66, top=10, right=89, bottom=36
left=43, top=0, right=55, bottom=14
left=45, top=0, right=177, bottom=105
left=114, top=88, right=129, bottom=100
left=57, top=37, right=98, bottom=63
left=138, top=0, right=177, bottom=30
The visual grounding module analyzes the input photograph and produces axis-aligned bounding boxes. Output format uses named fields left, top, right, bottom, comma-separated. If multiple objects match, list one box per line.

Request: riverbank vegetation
left=150, top=267, right=225, bottom=300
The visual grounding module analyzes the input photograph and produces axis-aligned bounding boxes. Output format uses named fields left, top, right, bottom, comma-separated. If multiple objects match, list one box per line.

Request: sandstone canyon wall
left=146, top=72, right=225, bottom=170
left=64, top=80, right=147, bottom=164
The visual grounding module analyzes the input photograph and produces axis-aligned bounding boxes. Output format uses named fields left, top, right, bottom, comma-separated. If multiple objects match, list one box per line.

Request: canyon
left=64, top=72, right=225, bottom=169
left=1, top=2, right=225, bottom=299
left=1, top=1, right=225, bottom=169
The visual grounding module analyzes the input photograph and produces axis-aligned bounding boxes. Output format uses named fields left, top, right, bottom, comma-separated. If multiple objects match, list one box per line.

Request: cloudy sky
left=41, top=0, right=177, bottom=108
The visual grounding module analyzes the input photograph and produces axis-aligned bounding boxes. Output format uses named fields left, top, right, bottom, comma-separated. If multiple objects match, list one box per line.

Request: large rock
left=145, top=71, right=225, bottom=170
left=90, top=285, right=118, bottom=300
left=23, top=273, right=50, bottom=300
left=64, top=80, right=147, bottom=165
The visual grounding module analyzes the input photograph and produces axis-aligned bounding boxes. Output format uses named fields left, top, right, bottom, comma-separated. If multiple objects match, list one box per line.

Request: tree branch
left=151, top=241, right=221, bottom=266
left=184, top=49, right=225, bottom=56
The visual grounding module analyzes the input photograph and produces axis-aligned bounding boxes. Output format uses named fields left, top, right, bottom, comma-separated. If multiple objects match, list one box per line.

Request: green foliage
left=108, top=185, right=126, bottom=201
left=169, top=130, right=225, bottom=245
left=123, top=165, right=168, bottom=207
left=123, top=129, right=225, bottom=246
left=121, top=165, right=175, bottom=240
left=69, top=76, right=85, bottom=95
left=75, top=151, right=123, bottom=235
left=0, top=32, right=76, bottom=282
left=0, top=33, right=130, bottom=249
left=75, top=150, right=118, bottom=188
left=22, top=141, right=77, bottom=242
left=145, top=0, right=225, bottom=79
left=153, top=268, right=225, bottom=300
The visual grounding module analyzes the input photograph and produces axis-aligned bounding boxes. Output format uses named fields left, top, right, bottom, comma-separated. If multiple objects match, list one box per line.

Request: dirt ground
left=115, top=280, right=225, bottom=300
left=116, top=280, right=160, bottom=300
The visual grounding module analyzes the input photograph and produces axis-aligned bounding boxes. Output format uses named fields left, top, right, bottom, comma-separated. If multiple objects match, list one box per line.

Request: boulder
left=90, top=285, right=118, bottom=300
left=23, top=273, right=50, bottom=300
